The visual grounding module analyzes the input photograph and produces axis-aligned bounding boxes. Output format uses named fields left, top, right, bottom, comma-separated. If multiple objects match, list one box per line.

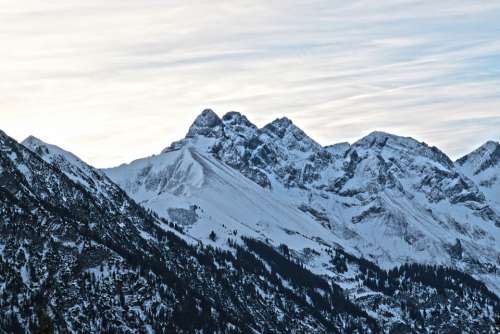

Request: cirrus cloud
left=1, top=0, right=499, bottom=166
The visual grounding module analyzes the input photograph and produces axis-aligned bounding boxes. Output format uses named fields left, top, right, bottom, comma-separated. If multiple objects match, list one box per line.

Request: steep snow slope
left=104, top=110, right=500, bottom=295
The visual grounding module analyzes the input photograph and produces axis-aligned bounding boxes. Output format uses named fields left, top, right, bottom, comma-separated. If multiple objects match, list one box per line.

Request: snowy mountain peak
left=262, top=117, right=321, bottom=154
left=457, top=140, right=500, bottom=166
left=186, top=108, right=224, bottom=138
left=222, top=111, right=255, bottom=127
left=22, top=135, right=122, bottom=199
left=262, top=117, right=295, bottom=137
left=325, top=142, right=351, bottom=157
left=354, top=131, right=454, bottom=168
left=222, top=111, right=258, bottom=139
left=456, top=140, right=500, bottom=211
left=23, top=135, right=80, bottom=165
left=483, top=140, right=500, bottom=152
left=354, top=131, right=419, bottom=149
left=267, top=116, right=293, bottom=127
left=22, top=135, right=52, bottom=156
left=457, top=140, right=500, bottom=171
left=0, top=130, right=13, bottom=146
left=22, top=134, right=42, bottom=144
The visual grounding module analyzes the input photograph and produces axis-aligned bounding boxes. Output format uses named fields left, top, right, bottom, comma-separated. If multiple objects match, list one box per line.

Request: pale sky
left=1, top=0, right=499, bottom=167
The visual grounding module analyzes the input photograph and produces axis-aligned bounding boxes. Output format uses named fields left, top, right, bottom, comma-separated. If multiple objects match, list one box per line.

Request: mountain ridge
left=1, top=115, right=499, bottom=332
left=102, top=109, right=500, bottom=297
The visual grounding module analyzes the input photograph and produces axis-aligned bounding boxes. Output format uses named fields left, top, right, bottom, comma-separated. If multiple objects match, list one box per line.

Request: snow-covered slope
left=105, top=136, right=346, bottom=264
left=103, top=109, right=500, bottom=295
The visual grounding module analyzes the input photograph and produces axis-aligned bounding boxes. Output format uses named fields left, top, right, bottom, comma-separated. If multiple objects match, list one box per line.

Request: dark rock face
left=186, top=109, right=224, bottom=138
left=222, top=111, right=257, bottom=131
left=167, top=207, right=199, bottom=225
left=352, top=206, right=385, bottom=224
left=449, top=239, right=463, bottom=260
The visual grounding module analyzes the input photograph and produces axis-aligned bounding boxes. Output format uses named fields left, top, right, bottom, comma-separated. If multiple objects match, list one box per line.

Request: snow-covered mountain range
left=4, top=129, right=383, bottom=332
left=103, top=109, right=500, bottom=295
left=1, top=109, right=499, bottom=332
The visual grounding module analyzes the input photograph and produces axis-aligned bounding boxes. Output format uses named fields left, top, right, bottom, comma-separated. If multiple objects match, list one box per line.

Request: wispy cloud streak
left=1, top=0, right=499, bottom=166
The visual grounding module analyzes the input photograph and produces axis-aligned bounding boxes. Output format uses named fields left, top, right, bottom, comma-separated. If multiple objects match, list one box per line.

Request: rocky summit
left=1, top=110, right=499, bottom=333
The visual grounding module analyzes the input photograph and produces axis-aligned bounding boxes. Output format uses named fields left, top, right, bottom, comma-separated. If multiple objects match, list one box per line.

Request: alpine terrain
left=0, top=109, right=498, bottom=333
left=105, top=110, right=500, bottom=295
